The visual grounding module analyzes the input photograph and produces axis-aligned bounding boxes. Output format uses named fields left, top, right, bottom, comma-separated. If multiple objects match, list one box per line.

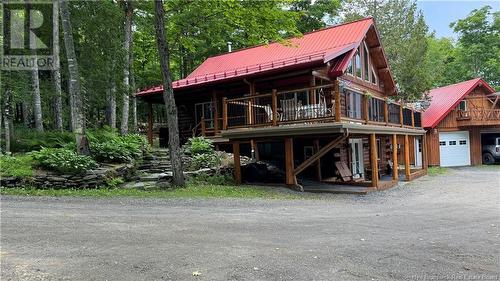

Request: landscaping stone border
left=0, top=163, right=136, bottom=189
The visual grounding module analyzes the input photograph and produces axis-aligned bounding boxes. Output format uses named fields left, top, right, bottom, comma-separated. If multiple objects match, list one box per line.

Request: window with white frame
left=195, top=101, right=214, bottom=128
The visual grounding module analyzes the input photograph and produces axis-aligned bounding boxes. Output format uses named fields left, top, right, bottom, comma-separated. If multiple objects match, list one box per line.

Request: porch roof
left=221, top=123, right=425, bottom=140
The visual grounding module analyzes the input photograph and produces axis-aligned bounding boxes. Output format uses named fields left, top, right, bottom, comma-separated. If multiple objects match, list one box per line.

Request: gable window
left=370, top=66, right=378, bottom=85
left=355, top=49, right=362, bottom=78
left=458, top=100, right=467, bottom=111
left=363, top=43, right=369, bottom=81
left=195, top=101, right=214, bottom=128
left=347, top=59, right=353, bottom=75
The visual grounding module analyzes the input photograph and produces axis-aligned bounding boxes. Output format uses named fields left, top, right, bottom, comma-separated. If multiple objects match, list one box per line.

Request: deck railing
left=456, top=109, right=500, bottom=126
left=222, top=84, right=422, bottom=130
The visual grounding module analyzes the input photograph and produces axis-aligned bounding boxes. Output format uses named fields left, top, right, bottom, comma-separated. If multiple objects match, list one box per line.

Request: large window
left=370, top=66, right=378, bottom=85
left=346, top=89, right=362, bottom=119
left=347, top=58, right=353, bottom=75
left=355, top=49, right=362, bottom=78
left=195, top=102, right=214, bottom=128
left=363, top=43, right=369, bottom=81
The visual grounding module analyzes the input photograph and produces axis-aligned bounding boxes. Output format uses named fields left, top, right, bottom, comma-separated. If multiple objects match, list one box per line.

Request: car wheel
left=482, top=153, right=495, bottom=165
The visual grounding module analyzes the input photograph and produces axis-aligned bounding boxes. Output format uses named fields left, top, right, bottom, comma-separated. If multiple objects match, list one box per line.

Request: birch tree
left=32, top=64, right=43, bottom=132
left=106, top=75, right=117, bottom=129
left=154, top=0, right=185, bottom=187
left=120, top=0, right=133, bottom=135
left=60, top=0, right=89, bottom=154
left=52, top=0, right=63, bottom=130
left=3, top=89, right=12, bottom=154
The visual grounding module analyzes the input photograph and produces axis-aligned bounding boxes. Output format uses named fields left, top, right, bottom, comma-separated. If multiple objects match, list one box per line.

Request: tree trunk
left=21, top=102, right=29, bottom=126
left=106, top=78, right=117, bottom=129
left=131, top=64, right=137, bottom=132
left=120, top=0, right=133, bottom=135
left=53, top=0, right=63, bottom=131
left=154, top=0, right=185, bottom=187
left=60, top=0, right=89, bottom=155
left=3, top=89, right=12, bottom=154
left=32, top=66, right=44, bottom=132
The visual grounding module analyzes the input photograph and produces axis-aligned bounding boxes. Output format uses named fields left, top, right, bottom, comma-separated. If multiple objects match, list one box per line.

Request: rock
left=156, top=181, right=171, bottom=189
left=158, top=172, right=173, bottom=180
left=122, top=182, right=145, bottom=189
left=47, top=176, right=66, bottom=182
left=82, top=174, right=97, bottom=181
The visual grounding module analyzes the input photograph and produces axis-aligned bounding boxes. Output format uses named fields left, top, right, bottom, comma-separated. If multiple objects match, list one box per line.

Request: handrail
left=222, top=84, right=424, bottom=130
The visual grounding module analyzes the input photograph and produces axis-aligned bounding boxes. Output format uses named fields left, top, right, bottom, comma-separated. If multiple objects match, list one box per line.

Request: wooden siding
left=428, top=85, right=499, bottom=166
left=426, top=130, right=441, bottom=166
left=426, top=127, right=483, bottom=166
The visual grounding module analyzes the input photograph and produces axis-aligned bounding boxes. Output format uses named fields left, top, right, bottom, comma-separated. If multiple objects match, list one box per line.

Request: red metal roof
left=422, top=78, right=495, bottom=128
left=136, top=17, right=374, bottom=97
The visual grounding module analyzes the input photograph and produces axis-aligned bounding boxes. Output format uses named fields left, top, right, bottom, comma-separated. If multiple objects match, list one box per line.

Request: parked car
left=482, top=134, right=500, bottom=165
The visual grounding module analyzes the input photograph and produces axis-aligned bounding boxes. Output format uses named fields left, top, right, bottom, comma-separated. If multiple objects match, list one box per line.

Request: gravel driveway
left=1, top=166, right=499, bottom=281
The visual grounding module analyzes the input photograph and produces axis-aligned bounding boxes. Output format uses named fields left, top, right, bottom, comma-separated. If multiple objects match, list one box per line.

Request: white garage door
left=439, top=131, right=471, bottom=167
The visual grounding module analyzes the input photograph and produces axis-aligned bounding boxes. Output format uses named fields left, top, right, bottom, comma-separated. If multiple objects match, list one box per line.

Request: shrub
left=11, top=128, right=75, bottom=152
left=31, top=148, right=97, bottom=174
left=105, top=177, right=125, bottom=188
left=0, top=154, right=34, bottom=177
left=190, top=152, right=222, bottom=171
left=184, top=137, right=214, bottom=155
left=87, top=128, right=149, bottom=163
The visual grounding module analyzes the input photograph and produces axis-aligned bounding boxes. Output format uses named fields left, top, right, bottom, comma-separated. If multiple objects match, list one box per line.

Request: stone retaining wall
left=1, top=163, right=136, bottom=189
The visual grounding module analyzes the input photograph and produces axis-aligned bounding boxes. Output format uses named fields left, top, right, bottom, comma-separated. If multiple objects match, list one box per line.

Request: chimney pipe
left=227, top=42, right=232, bottom=53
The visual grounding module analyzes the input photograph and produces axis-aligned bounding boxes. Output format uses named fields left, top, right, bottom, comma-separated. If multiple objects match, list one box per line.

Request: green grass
left=0, top=154, right=34, bottom=177
left=0, top=184, right=303, bottom=199
left=427, top=166, right=448, bottom=176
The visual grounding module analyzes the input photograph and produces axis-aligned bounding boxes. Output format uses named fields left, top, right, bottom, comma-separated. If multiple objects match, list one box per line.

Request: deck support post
left=310, top=76, right=316, bottom=104
left=363, top=94, right=369, bottom=124
left=384, top=100, right=389, bottom=125
left=233, top=141, right=241, bottom=184
left=334, top=79, right=341, bottom=122
left=212, top=90, right=218, bottom=133
left=272, top=89, right=278, bottom=126
left=399, top=102, right=404, bottom=127
left=313, top=139, right=322, bottom=181
left=404, top=134, right=411, bottom=180
left=392, top=134, right=398, bottom=181
left=284, top=137, right=296, bottom=186
left=222, top=97, right=228, bottom=130
left=147, top=102, right=153, bottom=145
left=370, top=134, right=379, bottom=188
left=411, top=109, right=415, bottom=128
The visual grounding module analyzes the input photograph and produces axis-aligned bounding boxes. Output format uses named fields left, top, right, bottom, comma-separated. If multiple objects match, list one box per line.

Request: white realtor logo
left=1, top=2, right=55, bottom=70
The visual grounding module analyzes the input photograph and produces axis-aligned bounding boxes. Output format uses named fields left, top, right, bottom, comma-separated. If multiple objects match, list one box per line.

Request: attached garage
left=439, top=131, right=471, bottom=167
